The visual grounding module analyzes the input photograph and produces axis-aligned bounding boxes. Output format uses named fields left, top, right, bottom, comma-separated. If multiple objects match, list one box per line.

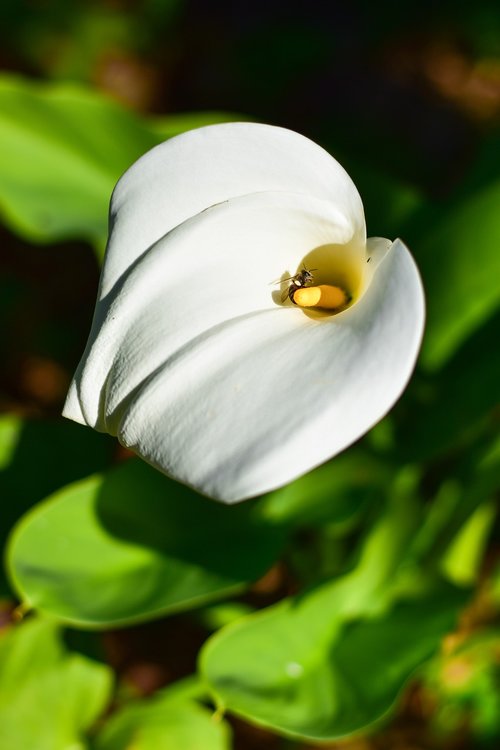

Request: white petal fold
left=64, top=124, right=424, bottom=503
left=101, top=122, right=365, bottom=296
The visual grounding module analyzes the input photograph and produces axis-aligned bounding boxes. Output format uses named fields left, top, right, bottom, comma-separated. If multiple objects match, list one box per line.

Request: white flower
left=63, top=123, right=424, bottom=503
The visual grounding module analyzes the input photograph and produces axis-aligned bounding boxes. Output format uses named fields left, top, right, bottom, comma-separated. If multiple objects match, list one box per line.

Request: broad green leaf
left=95, top=692, right=230, bottom=750
left=0, top=76, right=154, bottom=248
left=201, top=578, right=466, bottom=741
left=0, top=417, right=114, bottom=590
left=0, top=617, right=61, bottom=687
left=7, top=460, right=286, bottom=627
left=416, top=179, right=500, bottom=369
left=0, top=74, right=244, bottom=252
left=201, top=500, right=466, bottom=740
left=0, top=617, right=112, bottom=750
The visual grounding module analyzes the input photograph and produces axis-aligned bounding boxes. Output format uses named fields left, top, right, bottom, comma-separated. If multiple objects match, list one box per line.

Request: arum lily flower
left=64, top=123, right=424, bottom=503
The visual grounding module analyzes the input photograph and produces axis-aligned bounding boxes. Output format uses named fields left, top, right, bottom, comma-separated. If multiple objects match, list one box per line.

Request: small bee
left=279, top=265, right=317, bottom=304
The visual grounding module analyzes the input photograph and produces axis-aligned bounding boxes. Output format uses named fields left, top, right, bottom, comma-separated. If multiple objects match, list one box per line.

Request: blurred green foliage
left=0, top=1, right=499, bottom=748
left=0, top=617, right=112, bottom=749
left=0, top=75, right=244, bottom=255
left=94, top=683, right=232, bottom=750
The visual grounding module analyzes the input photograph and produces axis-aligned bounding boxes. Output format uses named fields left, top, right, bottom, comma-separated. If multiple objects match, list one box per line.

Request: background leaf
left=413, top=177, right=500, bottom=370
left=7, top=459, right=286, bottom=627
left=0, top=75, right=243, bottom=253
left=201, top=497, right=468, bottom=740
left=0, top=417, right=114, bottom=595
left=0, top=617, right=112, bottom=750
left=202, top=577, right=466, bottom=741
left=94, top=690, right=231, bottom=750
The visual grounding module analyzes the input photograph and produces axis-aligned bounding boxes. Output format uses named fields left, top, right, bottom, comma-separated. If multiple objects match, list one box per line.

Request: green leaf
left=416, top=179, right=500, bottom=370
left=261, top=449, right=390, bottom=528
left=7, top=460, right=286, bottom=627
left=197, top=602, right=256, bottom=632
left=0, top=74, right=244, bottom=253
left=0, top=413, right=22, bottom=471
left=94, top=692, right=231, bottom=750
left=0, top=76, right=151, bottom=248
left=441, top=501, right=497, bottom=586
left=201, top=579, right=466, bottom=741
left=201, top=499, right=467, bottom=740
left=0, top=617, right=62, bottom=686
left=0, top=617, right=112, bottom=750
left=0, top=417, right=115, bottom=592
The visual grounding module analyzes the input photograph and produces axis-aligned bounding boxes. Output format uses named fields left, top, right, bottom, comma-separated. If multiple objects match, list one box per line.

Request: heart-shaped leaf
left=7, top=460, right=286, bottom=627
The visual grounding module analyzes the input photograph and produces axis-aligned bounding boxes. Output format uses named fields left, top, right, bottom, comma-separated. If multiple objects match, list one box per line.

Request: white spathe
left=63, top=123, right=425, bottom=503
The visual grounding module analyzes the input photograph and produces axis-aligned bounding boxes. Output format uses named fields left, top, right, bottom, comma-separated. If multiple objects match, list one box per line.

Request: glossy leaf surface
left=202, top=500, right=467, bottom=740
left=7, top=460, right=286, bottom=627
left=0, top=617, right=111, bottom=750
left=95, top=691, right=230, bottom=750
left=0, top=75, right=241, bottom=252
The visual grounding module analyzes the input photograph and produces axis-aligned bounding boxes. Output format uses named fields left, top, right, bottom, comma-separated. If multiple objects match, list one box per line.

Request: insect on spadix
left=277, top=264, right=317, bottom=304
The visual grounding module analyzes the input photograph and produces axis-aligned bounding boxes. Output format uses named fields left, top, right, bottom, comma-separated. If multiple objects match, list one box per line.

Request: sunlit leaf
left=0, top=75, right=244, bottom=253
left=201, top=499, right=467, bottom=740
left=95, top=691, right=231, bottom=750
left=7, top=460, right=286, bottom=627
left=0, top=413, right=22, bottom=471
left=202, top=577, right=466, bottom=740
left=441, top=501, right=497, bottom=586
left=0, top=617, right=61, bottom=685
left=0, top=417, right=115, bottom=587
left=0, top=617, right=111, bottom=750
left=0, top=76, right=151, bottom=248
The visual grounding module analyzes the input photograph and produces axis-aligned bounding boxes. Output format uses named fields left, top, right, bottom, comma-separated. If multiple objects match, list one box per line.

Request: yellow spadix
left=293, top=284, right=349, bottom=310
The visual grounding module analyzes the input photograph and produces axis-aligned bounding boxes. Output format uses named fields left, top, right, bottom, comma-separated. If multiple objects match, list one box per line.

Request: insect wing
left=281, top=285, right=291, bottom=303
